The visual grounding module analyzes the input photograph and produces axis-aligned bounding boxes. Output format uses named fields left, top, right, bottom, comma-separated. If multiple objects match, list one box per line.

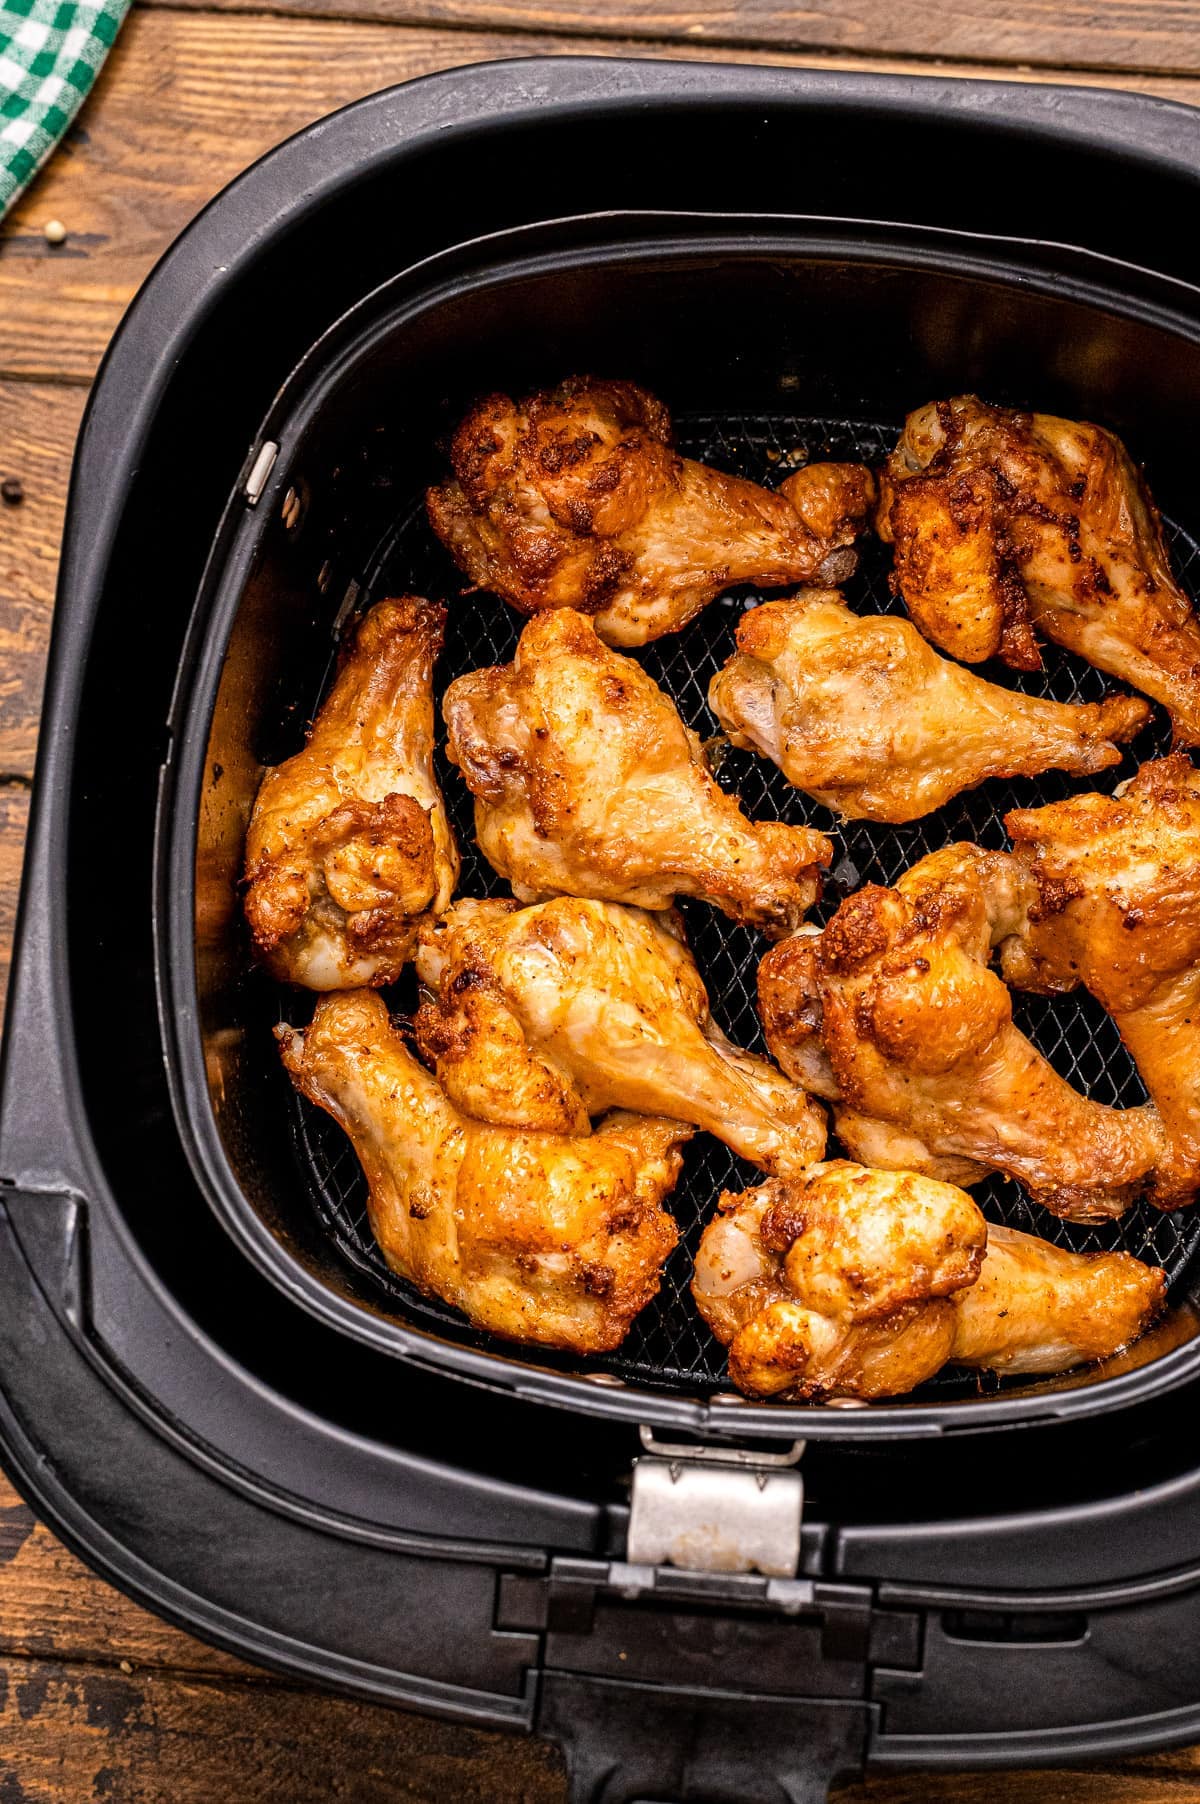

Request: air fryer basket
left=164, top=218, right=1200, bottom=1437
left=293, top=420, right=1196, bottom=1398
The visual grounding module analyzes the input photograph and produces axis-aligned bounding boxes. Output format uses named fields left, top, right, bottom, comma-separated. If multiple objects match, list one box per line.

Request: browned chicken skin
left=708, top=591, right=1149, bottom=823
left=758, top=845, right=1163, bottom=1221
left=427, top=378, right=874, bottom=646
left=244, top=598, right=458, bottom=988
left=1003, top=754, right=1200, bottom=1209
left=415, top=897, right=826, bottom=1176
left=877, top=397, right=1200, bottom=742
left=279, top=990, right=691, bottom=1354
left=693, top=1164, right=1164, bottom=1401
left=444, top=607, right=830, bottom=932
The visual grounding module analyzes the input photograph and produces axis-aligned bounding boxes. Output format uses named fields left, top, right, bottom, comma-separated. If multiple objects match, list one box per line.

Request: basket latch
left=626, top=1428, right=805, bottom=1579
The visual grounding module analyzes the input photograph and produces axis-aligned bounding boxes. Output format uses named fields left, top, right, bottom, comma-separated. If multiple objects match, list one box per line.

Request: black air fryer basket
left=7, top=59, right=1200, bottom=1802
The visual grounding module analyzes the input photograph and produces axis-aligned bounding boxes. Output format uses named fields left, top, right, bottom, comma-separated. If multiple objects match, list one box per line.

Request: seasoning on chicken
left=279, top=990, right=691, bottom=1354
left=415, top=896, right=826, bottom=1176
left=758, top=845, right=1163, bottom=1222
left=427, top=377, right=874, bottom=646
left=244, top=597, right=457, bottom=988
left=1003, top=753, right=1200, bottom=1209
left=708, top=590, right=1149, bottom=823
left=444, top=607, right=831, bottom=933
left=877, top=396, right=1200, bottom=742
left=694, top=1163, right=1164, bottom=1402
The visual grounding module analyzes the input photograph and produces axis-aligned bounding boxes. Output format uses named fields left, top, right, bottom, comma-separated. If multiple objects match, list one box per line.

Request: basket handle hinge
left=627, top=1427, right=807, bottom=1581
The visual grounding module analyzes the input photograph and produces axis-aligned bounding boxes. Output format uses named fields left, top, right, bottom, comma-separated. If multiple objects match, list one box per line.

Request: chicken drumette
left=244, top=597, right=458, bottom=988
left=758, top=845, right=1163, bottom=1221
left=279, top=990, right=691, bottom=1353
left=877, top=397, right=1200, bottom=742
left=415, top=897, right=826, bottom=1176
left=693, top=1163, right=1164, bottom=1402
left=444, top=608, right=831, bottom=932
left=427, top=377, right=874, bottom=646
left=708, top=591, right=1148, bottom=823
left=1003, top=754, right=1200, bottom=1209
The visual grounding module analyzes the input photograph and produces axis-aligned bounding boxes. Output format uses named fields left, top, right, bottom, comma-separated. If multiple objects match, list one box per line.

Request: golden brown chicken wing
left=693, top=1164, right=1164, bottom=1401
left=444, top=607, right=831, bottom=932
left=244, top=598, right=458, bottom=988
left=415, top=897, right=826, bottom=1176
left=279, top=990, right=691, bottom=1354
left=1003, top=754, right=1200, bottom=1208
left=427, top=378, right=873, bottom=646
left=758, top=845, right=1163, bottom=1221
left=692, top=1163, right=985, bottom=1400
left=877, top=397, right=1200, bottom=741
left=708, top=591, right=1149, bottom=823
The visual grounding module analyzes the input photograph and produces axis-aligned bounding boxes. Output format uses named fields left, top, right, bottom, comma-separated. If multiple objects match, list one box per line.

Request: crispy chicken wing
left=1003, top=754, right=1200, bottom=1208
left=758, top=845, right=1163, bottom=1221
left=877, top=396, right=1200, bottom=741
left=708, top=591, right=1149, bottom=823
left=693, top=1164, right=985, bottom=1400
left=244, top=598, right=458, bottom=988
left=694, top=1164, right=1164, bottom=1401
left=427, top=378, right=874, bottom=646
left=415, top=897, right=826, bottom=1175
left=444, top=608, right=831, bottom=932
left=279, top=990, right=691, bottom=1353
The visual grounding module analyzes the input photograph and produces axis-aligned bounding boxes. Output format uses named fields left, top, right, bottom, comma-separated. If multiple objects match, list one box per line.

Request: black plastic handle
left=539, top=1671, right=870, bottom=1803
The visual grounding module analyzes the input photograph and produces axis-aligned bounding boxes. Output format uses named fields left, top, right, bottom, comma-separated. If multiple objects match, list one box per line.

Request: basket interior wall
left=195, top=246, right=1200, bottom=1409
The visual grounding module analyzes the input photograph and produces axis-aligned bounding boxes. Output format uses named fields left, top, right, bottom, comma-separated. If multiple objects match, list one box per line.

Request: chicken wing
left=244, top=597, right=458, bottom=988
left=693, top=1164, right=1164, bottom=1401
left=444, top=607, right=831, bottom=932
left=708, top=591, right=1149, bottom=823
left=692, top=1163, right=985, bottom=1400
left=758, top=845, right=1163, bottom=1221
left=427, top=377, right=874, bottom=646
left=279, top=990, right=691, bottom=1353
left=1003, top=754, right=1200, bottom=1208
left=877, top=396, right=1200, bottom=741
left=415, top=897, right=826, bottom=1175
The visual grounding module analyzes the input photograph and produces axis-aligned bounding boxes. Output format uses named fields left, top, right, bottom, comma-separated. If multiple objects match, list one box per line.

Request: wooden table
left=4, top=3, right=1200, bottom=1796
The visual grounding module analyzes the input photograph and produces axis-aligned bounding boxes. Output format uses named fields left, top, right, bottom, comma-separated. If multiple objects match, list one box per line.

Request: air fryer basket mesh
left=283, top=411, right=1200, bottom=1400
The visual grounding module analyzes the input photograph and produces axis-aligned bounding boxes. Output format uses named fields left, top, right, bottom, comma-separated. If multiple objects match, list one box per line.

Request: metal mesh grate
left=284, top=412, right=1200, bottom=1401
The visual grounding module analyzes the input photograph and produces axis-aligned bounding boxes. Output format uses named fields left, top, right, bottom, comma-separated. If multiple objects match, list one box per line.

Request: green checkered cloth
left=1, top=0, right=129, bottom=218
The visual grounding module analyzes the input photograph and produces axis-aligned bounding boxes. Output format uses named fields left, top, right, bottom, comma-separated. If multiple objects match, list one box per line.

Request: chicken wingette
left=416, top=896, right=826, bottom=1176
left=244, top=597, right=457, bottom=988
left=694, top=1163, right=1164, bottom=1401
left=445, top=607, right=830, bottom=932
left=428, top=377, right=874, bottom=645
left=877, top=396, right=1200, bottom=742
left=279, top=990, right=691, bottom=1353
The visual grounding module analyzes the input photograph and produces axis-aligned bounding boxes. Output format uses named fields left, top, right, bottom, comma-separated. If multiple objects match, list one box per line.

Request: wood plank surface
left=138, top=0, right=1200, bottom=80
left=0, top=1655, right=568, bottom=1802
left=0, top=1476, right=253, bottom=1677
left=3, top=10, right=1200, bottom=385
left=0, top=383, right=84, bottom=779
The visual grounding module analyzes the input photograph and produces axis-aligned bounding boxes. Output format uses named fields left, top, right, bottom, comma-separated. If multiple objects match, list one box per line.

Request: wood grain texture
left=0, top=384, right=84, bottom=779
left=136, top=0, right=1200, bottom=80
left=0, top=1654, right=568, bottom=1802
left=2, top=10, right=1200, bottom=385
left=0, top=1475, right=253, bottom=1677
